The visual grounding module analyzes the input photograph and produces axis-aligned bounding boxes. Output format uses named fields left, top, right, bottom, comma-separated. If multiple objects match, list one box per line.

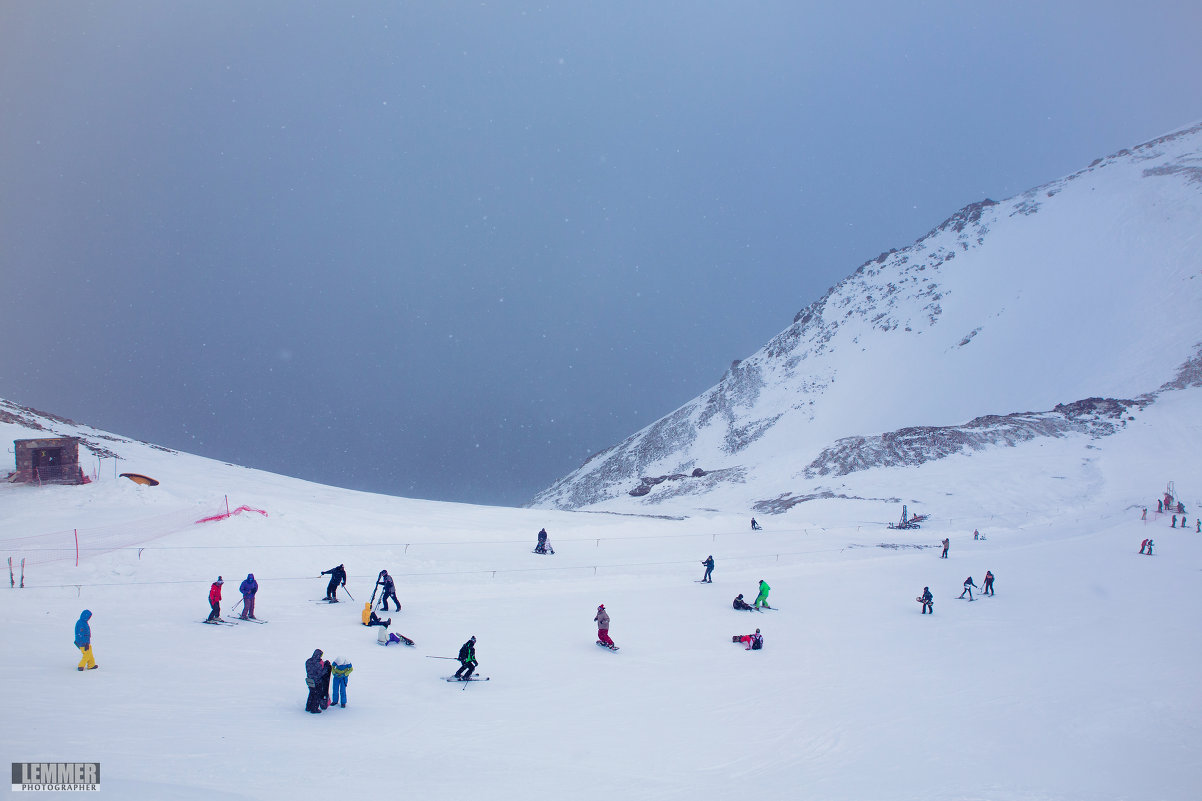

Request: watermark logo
left=12, top=762, right=100, bottom=792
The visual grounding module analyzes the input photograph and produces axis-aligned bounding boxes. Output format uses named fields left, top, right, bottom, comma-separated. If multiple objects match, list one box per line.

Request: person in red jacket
left=206, top=576, right=224, bottom=621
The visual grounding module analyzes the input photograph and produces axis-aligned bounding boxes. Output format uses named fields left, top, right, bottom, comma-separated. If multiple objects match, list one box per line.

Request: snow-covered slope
left=2, top=398, right=1201, bottom=800
left=532, top=122, right=1202, bottom=513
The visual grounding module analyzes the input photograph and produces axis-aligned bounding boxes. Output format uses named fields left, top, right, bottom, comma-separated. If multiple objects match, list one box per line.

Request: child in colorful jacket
left=75, top=610, right=97, bottom=670
left=330, top=657, right=353, bottom=708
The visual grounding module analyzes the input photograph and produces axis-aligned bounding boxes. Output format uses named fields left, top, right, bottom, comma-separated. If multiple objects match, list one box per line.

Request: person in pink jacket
left=594, top=604, right=616, bottom=649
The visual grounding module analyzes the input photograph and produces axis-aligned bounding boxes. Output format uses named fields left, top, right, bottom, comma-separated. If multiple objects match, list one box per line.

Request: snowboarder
left=982, top=570, right=995, bottom=596
left=535, top=528, right=553, bottom=554
left=238, top=573, right=258, bottom=620
left=377, top=570, right=400, bottom=612
left=304, top=649, right=325, bottom=713
left=753, top=579, right=772, bottom=609
left=74, top=609, right=97, bottom=670
left=595, top=604, right=616, bottom=649
left=732, top=628, right=763, bottom=650
left=1146, top=538, right=1154, bottom=555
left=320, top=564, right=347, bottom=601
left=919, top=587, right=933, bottom=614
left=330, top=657, right=353, bottom=708
left=206, top=576, right=224, bottom=621
left=1140, top=538, right=1149, bottom=554
left=940, top=538, right=950, bottom=558
left=700, top=555, right=714, bottom=583
left=453, top=636, right=478, bottom=680
left=751, top=518, right=762, bottom=531
left=362, top=602, right=391, bottom=628
left=959, top=576, right=978, bottom=600
left=733, top=593, right=755, bottom=611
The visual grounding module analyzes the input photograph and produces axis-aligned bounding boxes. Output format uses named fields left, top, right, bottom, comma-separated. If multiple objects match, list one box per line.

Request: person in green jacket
left=753, top=579, right=772, bottom=609
left=330, top=656, right=353, bottom=708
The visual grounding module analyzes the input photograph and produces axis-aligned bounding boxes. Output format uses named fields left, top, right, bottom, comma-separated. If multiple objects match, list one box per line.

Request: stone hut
left=12, top=437, right=85, bottom=485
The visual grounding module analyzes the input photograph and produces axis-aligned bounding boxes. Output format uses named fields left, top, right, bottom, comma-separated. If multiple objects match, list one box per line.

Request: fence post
left=75, top=529, right=79, bottom=567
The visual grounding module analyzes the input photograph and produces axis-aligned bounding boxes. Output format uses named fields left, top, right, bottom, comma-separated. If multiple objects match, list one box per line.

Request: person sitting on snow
left=733, top=593, right=755, bottom=611
left=732, top=629, right=763, bottom=650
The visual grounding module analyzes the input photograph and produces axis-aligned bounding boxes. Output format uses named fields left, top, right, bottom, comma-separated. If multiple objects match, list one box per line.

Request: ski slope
left=2, top=396, right=1200, bottom=800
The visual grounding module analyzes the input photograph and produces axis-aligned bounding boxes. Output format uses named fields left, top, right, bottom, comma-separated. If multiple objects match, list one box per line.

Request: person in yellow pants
left=75, top=610, right=98, bottom=670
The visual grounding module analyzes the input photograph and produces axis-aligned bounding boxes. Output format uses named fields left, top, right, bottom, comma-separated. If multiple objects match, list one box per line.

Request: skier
left=1157, top=499, right=1163, bottom=513
left=304, top=649, right=325, bottom=713
left=1141, top=508, right=1147, bottom=521
left=751, top=518, right=762, bottom=531
left=753, top=579, right=772, bottom=609
left=320, top=564, right=347, bottom=601
left=958, top=576, right=978, bottom=600
left=74, top=609, right=97, bottom=670
left=733, top=628, right=763, bottom=650
left=1197, top=520, right=1200, bottom=533
left=238, top=573, right=258, bottom=620
left=377, top=570, right=400, bottom=612
left=1140, top=538, right=1149, bottom=554
left=973, top=529, right=980, bottom=540
left=940, top=538, right=950, bottom=558
left=453, top=636, right=478, bottom=680
left=982, top=570, right=995, bottom=596
left=1146, top=538, right=1154, bottom=555
left=1172, top=515, right=1177, bottom=528
left=919, top=587, right=933, bottom=614
left=206, top=576, right=224, bottom=621
left=733, top=593, right=756, bottom=611
left=535, top=528, right=553, bottom=554
left=700, top=555, right=714, bottom=583
left=330, top=657, right=353, bottom=709
left=595, top=604, right=616, bottom=649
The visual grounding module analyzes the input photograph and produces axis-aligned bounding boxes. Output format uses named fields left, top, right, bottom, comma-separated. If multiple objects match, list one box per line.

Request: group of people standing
left=204, top=574, right=260, bottom=622
left=304, top=649, right=354, bottom=713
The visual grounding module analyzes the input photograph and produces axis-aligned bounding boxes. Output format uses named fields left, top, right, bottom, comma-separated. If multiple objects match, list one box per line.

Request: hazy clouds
left=2, top=1, right=1200, bottom=505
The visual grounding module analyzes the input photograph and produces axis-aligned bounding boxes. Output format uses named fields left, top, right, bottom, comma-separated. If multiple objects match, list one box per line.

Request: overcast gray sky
left=2, top=1, right=1200, bottom=506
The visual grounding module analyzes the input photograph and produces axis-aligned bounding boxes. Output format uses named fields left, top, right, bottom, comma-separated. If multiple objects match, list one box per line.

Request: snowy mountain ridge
left=532, top=121, right=1202, bottom=512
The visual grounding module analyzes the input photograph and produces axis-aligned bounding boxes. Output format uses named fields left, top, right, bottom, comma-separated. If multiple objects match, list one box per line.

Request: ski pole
left=342, top=584, right=355, bottom=601
left=232, top=598, right=244, bottom=613
left=424, top=655, right=459, bottom=660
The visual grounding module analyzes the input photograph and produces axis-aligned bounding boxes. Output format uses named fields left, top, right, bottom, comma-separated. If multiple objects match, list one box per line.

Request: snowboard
left=596, top=641, right=619, bottom=652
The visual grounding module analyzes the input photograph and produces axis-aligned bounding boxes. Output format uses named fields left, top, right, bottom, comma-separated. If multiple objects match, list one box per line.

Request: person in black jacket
left=321, top=564, right=347, bottom=601
left=920, top=587, right=933, bottom=614
left=453, top=636, right=477, bottom=680
left=304, top=649, right=325, bottom=713
left=733, top=593, right=755, bottom=611
left=377, top=570, right=401, bottom=612
left=958, top=577, right=978, bottom=600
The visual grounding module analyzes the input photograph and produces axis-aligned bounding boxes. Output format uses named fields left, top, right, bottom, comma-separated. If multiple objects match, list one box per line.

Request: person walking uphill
left=453, top=636, right=478, bottom=680
left=754, top=580, right=772, bottom=609
left=75, top=610, right=98, bottom=670
left=595, top=604, right=617, bottom=649
left=238, top=573, right=258, bottom=620
left=206, top=576, right=224, bottom=621
left=700, top=555, right=715, bottom=583
left=330, top=657, right=353, bottom=708
left=376, top=570, right=400, bottom=612
left=321, top=564, right=347, bottom=602
left=304, top=649, right=325, bottom=713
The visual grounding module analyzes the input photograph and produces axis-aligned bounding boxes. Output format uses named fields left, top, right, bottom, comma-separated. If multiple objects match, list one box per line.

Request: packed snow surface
left=2, top=400, right=1200, bottom=800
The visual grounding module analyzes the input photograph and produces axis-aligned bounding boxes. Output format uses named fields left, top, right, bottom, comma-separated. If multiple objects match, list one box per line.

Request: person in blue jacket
left=700, top=555, right=715, bottom=583
left=239, top=573, right=259, bottom=620
left=75, top=610, right=98, bottom=670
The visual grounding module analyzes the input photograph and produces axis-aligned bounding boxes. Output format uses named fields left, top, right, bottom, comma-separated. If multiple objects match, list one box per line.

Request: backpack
left=750, top=634, right=763, bottom=650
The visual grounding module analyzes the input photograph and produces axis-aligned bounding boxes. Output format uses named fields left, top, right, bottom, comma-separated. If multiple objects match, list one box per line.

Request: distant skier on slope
left=1140, top=538, right=1149, bottom=554
left=595, top=604, right=617, bottom=649
left=733, top=593, right=756, bottom=611
left=919, top=587, right=933, bottom=614
left=453, top=636, right=478, bottom=680
left=751, top=518, right=762, bottom=531
left=1145, top=539, right=1154, bottom=555
left=320, top=564, right=347, bottom=601
left=238, top=573, right=258, bottom=620
left=207, top=576, right=224, bottom=621
left=940, top=538, right=950, bottom=558
left=535, top=528, right=554, bottom=554
left=700, top=555, right=714, bottom=583
left=958, top=576, right=978, bottom=600
left=982, top=571, right=995, bottom=596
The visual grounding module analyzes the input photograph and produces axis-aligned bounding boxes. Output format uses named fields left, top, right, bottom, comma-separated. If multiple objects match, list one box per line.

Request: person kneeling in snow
left=732, top=629, right=763, bottom=650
